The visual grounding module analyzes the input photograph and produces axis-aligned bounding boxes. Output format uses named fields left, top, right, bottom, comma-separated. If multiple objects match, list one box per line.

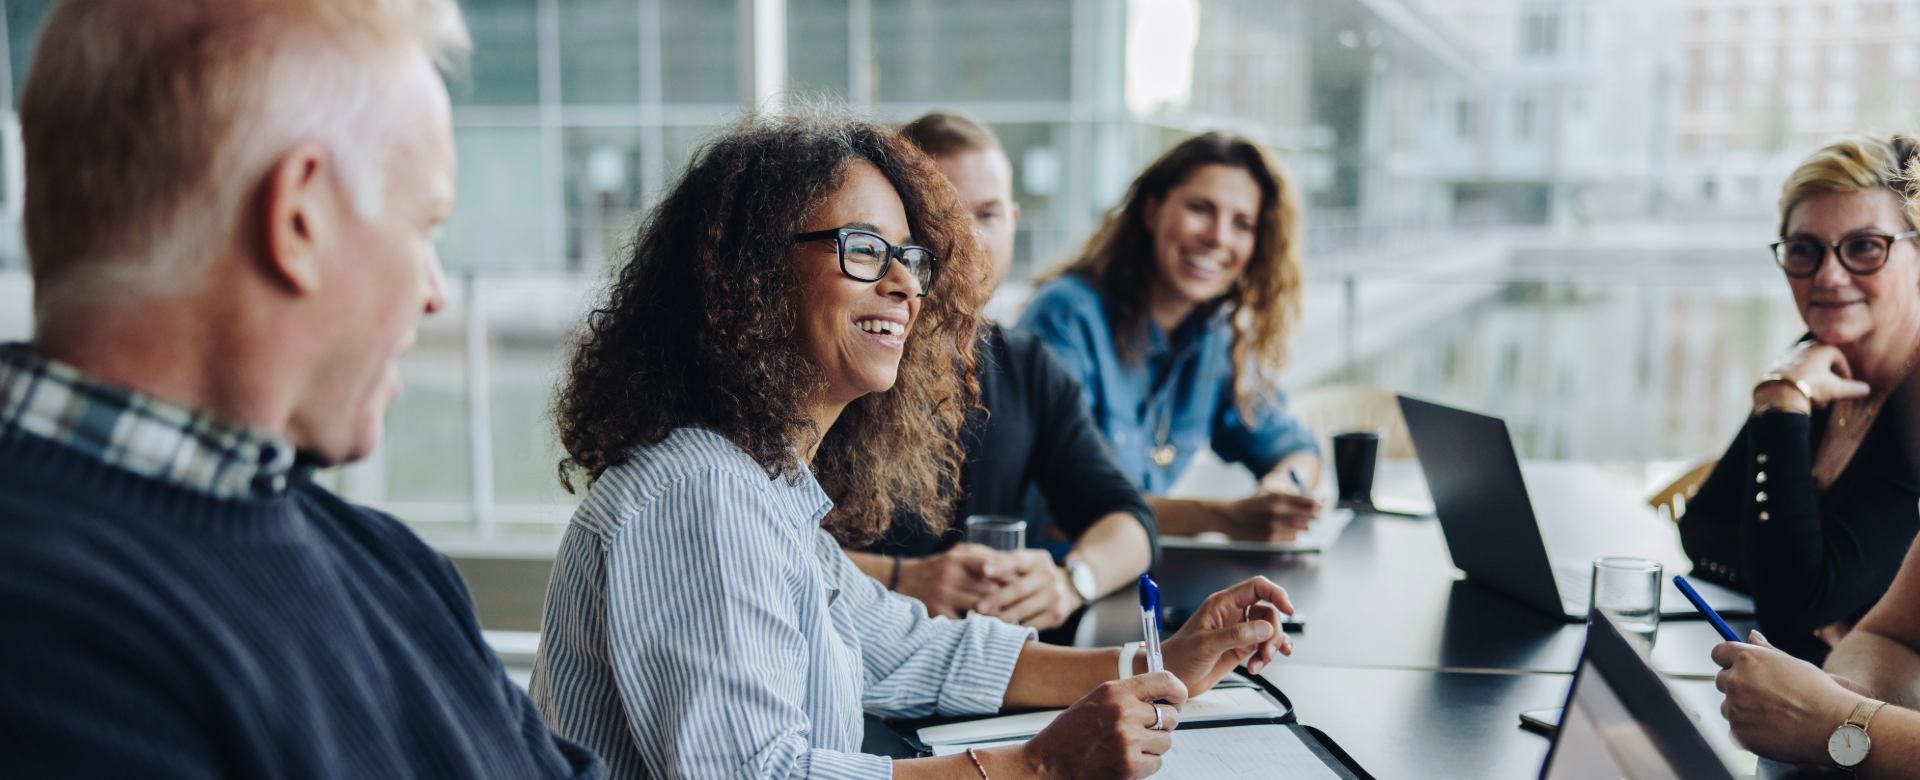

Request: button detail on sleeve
left=1756, top=491, right=1768, bottom=502
left=1757, top=453, right=1768, bottom=464
left=1756, top=471, right=1767, bottom=484
left=1758, top=511, right=1770, bottom=521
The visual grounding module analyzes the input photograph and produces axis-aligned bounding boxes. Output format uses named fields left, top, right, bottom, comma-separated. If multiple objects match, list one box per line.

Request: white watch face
left=1829, top=723, right=1871, bottom=767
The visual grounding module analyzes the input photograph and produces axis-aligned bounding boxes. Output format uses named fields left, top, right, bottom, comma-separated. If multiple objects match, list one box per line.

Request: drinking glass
left=1591, top=557, right=1662, bottom=647
left=965, top=515, right=1026, bottom=552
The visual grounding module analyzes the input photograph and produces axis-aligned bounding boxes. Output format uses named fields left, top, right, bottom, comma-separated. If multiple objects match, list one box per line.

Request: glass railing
left=0, top=219, right=1807, bottom=549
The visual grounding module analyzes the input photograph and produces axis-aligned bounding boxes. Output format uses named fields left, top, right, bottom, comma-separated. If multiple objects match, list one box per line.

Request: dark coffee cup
left=1332, top=431, right=1381, bottom=508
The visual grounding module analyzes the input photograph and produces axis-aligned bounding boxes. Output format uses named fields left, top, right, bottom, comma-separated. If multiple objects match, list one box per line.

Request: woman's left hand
left=1156, top=577, right=1294, bottom=695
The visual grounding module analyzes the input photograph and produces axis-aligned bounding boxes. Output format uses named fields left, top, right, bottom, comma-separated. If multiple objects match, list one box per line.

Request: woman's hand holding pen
left=993, top=671, right=1188, bottom=780
left=1713, top=631, right=1872, bottom=770
left=1155, top=576, right=1294, bottom=693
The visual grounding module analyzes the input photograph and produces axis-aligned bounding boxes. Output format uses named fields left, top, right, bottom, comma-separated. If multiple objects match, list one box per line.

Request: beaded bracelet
left=965, top=747, right=990, bottom=780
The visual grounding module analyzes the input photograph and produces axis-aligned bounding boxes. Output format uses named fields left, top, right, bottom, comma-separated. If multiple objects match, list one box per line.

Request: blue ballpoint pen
left=1138, top=574, right=1164, bottom=673
left=1673, top=575, right=1742, bottom=643
left=1287, top=468, right=1308, bottom=494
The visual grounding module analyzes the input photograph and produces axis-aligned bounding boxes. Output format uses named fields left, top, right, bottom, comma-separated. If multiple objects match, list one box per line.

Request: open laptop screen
left=1542, top=658, right=1683, bottom=780
left=1539, top=611, right=1736, bottom=780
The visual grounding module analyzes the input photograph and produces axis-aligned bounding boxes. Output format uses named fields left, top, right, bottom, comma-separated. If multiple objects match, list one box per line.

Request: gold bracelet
left=1759, top=372, right=1814, bottom=403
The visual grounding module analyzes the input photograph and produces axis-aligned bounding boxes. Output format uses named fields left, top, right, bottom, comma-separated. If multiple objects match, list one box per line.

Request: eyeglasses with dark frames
left=1770, top=231, right=1920, bottom=278
left=792, top=227, right=936, bottom=296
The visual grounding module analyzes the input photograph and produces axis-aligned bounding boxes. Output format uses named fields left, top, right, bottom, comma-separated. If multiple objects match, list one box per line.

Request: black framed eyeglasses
left=792, top=228, right=936, bottom=296
left=1770, top=231, right=1920, bottom=278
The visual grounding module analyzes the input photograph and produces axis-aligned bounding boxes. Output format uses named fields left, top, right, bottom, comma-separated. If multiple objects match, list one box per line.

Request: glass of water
left=964, top=515, right=1026, bottom=552
left=1591, top=557, right=1662, bottom=647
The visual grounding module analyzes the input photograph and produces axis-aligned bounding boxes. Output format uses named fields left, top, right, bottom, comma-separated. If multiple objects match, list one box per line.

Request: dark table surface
left=1262, top=664, right=1571, bottom=780
left=1072, top=461, right=1796, bottom=779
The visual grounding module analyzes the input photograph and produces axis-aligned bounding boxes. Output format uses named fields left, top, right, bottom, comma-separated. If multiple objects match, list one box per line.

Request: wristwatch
left=1066, top=560, right=1098, bottom=605
left=1828, top=699, right=1886, bottom=769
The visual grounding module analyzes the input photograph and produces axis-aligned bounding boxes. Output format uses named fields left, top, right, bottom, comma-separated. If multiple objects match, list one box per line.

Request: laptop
left=1398, top=396, right=1754, bottom=622
left=1538, top=610, right=1740, bottom=779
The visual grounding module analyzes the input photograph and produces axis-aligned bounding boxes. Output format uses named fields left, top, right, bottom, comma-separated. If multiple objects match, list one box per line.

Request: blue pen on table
left=1138, top=574, right=1164, bottom=673
left=1287, top=469, right=1308, bottom=494
left=1673, top=575, right=1742, bottom=643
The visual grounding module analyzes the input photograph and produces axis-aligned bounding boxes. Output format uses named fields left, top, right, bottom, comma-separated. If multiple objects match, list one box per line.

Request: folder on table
left=884, top=668, right=1374, bottom=779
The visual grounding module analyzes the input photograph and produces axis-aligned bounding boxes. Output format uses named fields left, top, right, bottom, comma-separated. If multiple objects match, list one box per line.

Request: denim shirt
left=1016, top=274, right=1318, bottom=494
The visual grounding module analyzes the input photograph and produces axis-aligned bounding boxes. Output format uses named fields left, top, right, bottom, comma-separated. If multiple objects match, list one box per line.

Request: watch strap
left=1847, top=699, right=1887, bottom=732
left=1119, top=642, right=1143, bottom=680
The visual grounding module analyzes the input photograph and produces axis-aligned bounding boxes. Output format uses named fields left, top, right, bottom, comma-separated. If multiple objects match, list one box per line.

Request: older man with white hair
left=0, top=0, right=601, bottom=777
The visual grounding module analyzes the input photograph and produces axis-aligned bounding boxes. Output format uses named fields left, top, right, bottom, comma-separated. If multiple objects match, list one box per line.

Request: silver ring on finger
left=1150, top=704, right=1167, bottom=731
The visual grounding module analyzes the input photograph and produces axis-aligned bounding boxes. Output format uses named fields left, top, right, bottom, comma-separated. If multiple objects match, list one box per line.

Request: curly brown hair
left=1049, top=132, right=1302, bottom=418
left=553, top=109, right=985, bottom=547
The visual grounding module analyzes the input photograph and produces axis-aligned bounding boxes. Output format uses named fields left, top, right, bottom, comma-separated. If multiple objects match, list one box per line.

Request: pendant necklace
left=1151, top=414, right=1177, bottom=468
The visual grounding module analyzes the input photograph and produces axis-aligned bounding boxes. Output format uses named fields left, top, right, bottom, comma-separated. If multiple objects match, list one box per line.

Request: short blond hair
left=21, top=0, right=470, bottom=293
left=1778, top=136, right=1920, bottom=235
left=897, top=111, right=1002, bottom=159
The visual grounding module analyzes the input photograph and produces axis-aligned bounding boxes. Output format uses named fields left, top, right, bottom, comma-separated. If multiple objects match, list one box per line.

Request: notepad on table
left=915, top=686, right=1286, bottom=746
left=932, top=724, right=1341, bottom=780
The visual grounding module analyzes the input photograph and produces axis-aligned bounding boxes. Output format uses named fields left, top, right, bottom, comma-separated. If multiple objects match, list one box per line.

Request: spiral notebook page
left=932, top=725, right=1341, bottom=780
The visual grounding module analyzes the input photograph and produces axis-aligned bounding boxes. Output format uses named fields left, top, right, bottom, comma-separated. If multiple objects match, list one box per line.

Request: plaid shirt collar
left=0, top=343, right=297, bottom=500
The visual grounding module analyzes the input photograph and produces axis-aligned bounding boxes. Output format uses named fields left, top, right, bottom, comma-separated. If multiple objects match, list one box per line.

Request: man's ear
left=262, top=142, right=337, bottom=295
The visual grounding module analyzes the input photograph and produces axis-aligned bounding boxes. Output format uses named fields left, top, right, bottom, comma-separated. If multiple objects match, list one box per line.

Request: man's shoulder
left=292, top=481, right=458, bottom=577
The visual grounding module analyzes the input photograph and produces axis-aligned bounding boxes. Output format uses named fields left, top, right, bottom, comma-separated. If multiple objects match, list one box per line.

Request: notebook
left=886, top=668, right=1373, bottom=780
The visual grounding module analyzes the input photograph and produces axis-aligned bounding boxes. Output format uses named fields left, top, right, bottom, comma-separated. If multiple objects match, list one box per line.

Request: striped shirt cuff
left=937, top=616, right=1037, bottom=716
left=797, top=747, right=894, bottom=780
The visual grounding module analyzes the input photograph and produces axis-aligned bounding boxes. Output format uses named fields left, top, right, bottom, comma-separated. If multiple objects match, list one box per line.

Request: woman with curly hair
left=529, top=110, right=1296, bottom=780
left=1018, top=133, right=1321, bottom=543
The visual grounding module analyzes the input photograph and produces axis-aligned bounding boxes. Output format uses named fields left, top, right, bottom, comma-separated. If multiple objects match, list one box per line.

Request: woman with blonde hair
left=1018, top=132, right=1320, bottom=542
left=531, top=111, right=1296, bottom=780
left=1681, top=136, right=1920, bottom=662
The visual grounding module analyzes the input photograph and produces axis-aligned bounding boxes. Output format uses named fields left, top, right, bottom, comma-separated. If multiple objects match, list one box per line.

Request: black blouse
left=867, top=323, right=1157, bottom=564
left=1679, top=397, right=1920, bottom=662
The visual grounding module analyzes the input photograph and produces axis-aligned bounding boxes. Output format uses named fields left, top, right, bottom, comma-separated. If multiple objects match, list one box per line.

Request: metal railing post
left=465, top=271, right=495, bottom=539
left=1343, top=274, right=1359, bottom=382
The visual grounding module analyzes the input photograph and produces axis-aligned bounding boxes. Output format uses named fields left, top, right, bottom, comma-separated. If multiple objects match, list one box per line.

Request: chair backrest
left=1648, top=459, right=1718, bottom=524
left=1288, top=384, right=1416, bottom=460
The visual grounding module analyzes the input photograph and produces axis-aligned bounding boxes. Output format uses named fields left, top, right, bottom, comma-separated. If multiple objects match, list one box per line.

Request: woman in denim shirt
left=1019, top=133, right=1320, bottom=542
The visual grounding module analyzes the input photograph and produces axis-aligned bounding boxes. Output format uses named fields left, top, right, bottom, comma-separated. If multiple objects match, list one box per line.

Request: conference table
left=1070, top=459, right=1815, bottom=779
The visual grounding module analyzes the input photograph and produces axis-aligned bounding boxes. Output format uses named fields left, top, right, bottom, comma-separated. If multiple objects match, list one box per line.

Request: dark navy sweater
left=0, top=430, right=603, bottom=778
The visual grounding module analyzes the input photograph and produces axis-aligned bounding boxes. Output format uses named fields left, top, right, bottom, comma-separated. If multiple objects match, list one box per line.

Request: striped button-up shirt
left=0, top=342, right=295, bottom=499
left=531, top=427, right=1033, bottom=780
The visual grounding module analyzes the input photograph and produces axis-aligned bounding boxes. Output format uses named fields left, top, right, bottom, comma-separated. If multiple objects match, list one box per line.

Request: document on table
left=1158, top=508, right=1355, bottom=554
left=933, top=724, right=1343, bottom=780
left=916, top=687, right=1286, bottom=745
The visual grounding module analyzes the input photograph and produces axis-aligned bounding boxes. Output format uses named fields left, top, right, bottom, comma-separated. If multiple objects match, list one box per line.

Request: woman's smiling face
left=1144, top=163, right=1263, bottom=312
left=1785, top=186, right=1920, bottom=347
left=792, top=160, right=925, bottom=408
